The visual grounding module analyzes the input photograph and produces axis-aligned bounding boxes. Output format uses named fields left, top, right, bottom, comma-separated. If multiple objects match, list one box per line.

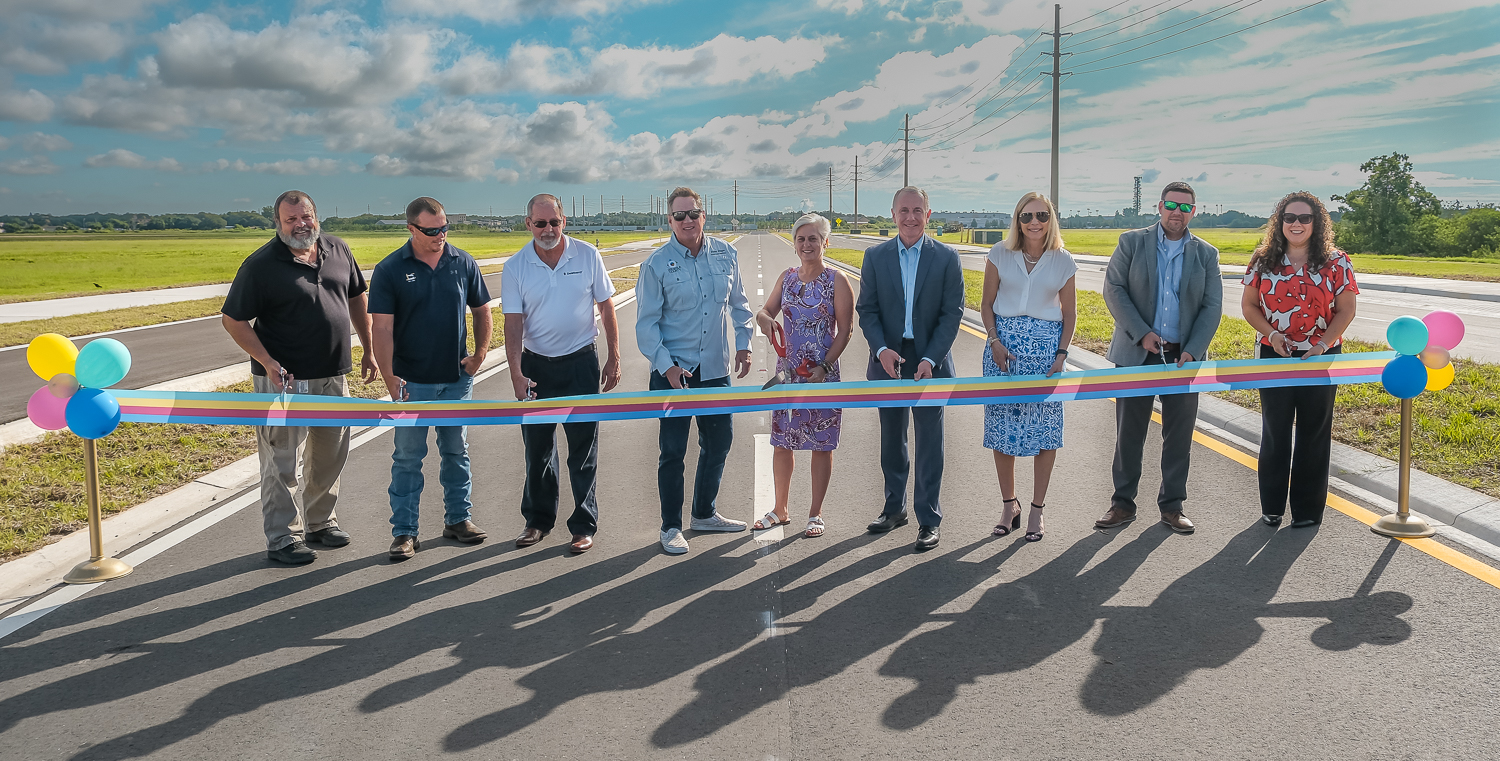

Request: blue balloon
left=1381, top=354, right=1427, bottom=399
left=1386, top=316, right=1429, bottom=356
left=65, top=388, right=121, bottom=439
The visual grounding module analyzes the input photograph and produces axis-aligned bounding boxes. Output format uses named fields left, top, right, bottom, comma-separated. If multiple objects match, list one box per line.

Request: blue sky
left=0, top=0, right=1496, bottom=218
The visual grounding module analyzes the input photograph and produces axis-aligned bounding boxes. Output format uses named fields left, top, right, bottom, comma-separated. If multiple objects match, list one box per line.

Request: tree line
left=1333, top=153, right=1498, bottom=258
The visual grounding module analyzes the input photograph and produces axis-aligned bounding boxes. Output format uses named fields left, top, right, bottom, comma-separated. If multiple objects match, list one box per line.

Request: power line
left=916, top=74, right=1047, bottom=151
left=1072, top=0, right=1331, bottom=75
left=1070, top=0, right=1256, bottom=58
left=1062, top=0, right=1137, bottom=29
left=909, top=26, right=1050, bottom=132
left=1071, top=0, right=1265, bottom=68
left=1068, top=0, right=1194, bottom=42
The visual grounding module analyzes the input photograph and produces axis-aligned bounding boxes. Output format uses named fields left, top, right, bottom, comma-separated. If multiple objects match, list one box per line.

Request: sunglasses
left=530, top=219, right=563, bottom=228
left=1018, top=211, right=1051, bottom=224
left=1281, top=213, right=1315, bottom=225
left=410, top=223, right=448, bottom=237
left=671, top=209, right=704, bottom=221
left=1162, top=201, right=1195, bottom=213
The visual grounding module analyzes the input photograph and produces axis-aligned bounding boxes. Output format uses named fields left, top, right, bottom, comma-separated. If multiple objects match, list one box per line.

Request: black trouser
left=1257, top=343, right=1340, bottom=522
left=651, top=368, right=733, bottom=531
left=1112, top=346, right=1198, bottom=515
left=519, top=346, right=601, bottom=537
left=873, top=339, right=945, bottom=528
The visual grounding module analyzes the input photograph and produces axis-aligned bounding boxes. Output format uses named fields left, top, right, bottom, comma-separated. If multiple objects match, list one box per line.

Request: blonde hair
left=1006, top=192, right=1064, bottom=252
left=791, top=213, right=831, bottom=242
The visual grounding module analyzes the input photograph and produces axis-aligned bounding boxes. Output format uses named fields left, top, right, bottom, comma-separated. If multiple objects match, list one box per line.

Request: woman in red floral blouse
left=1240, top=191, right=1359, bottom=528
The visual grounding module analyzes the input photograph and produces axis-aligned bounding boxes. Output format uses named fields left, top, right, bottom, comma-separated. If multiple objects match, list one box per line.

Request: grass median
left=826, top=244, right=1499, bottom=501
left=2, top=268, right=640, bottom=562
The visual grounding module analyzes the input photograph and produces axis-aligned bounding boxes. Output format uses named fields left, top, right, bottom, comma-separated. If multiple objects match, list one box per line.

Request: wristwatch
left=1055, top=349, right=1069, bottom=357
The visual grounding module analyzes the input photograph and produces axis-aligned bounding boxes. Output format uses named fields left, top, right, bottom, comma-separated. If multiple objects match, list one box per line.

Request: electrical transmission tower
left=1133, top=176, right=1142, bottom=214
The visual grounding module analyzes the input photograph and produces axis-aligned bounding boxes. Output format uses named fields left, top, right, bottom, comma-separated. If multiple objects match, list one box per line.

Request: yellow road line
left=1156, top=411, right=1500, bottom=590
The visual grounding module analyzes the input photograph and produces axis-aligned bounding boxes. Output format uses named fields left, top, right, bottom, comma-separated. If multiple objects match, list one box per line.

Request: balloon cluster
left=25, top=333, right=132, bottom=439
left=1380, top=310, right=1465, bottom=399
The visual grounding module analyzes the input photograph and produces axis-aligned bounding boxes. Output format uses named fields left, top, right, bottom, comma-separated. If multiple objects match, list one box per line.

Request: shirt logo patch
left=405, top=272, right=416, bottom=283
left=666, top=260, right=679, bottom=269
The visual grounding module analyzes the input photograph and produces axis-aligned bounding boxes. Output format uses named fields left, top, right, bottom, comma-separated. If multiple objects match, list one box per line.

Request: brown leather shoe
left=389, top=535, right=419, bottom=561
left=515, top=527, right=548, bottom=548
left=1094, top=507, right=1137, bottom=529
left=443, top=520, right=488, bottom=544
left=1161, top=511, right=1195, bottom=534
left=569, top=534, right=594, bottom=554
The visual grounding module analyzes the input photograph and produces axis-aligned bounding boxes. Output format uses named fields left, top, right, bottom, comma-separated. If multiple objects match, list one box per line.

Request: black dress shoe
left=267, top=540, right=317, bottom=565
left=1289, top=518, right=1321, bottom=528
left=867, top=513, right=909, bottom=534
left=915, top=526, right=940, bottom=551
left=1261, top=514, right=1283, bottom=527
left=306, top=526, right=350, bottom=547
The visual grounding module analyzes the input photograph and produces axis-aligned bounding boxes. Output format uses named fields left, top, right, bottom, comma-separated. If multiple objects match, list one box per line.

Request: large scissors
left=762, top=322, right=815, bottom=390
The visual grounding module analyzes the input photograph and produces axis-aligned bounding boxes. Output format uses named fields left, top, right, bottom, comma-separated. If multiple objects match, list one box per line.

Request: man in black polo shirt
left=370, top=196, right=493, bottom=561
left=222, top=190, right=378, bottom=565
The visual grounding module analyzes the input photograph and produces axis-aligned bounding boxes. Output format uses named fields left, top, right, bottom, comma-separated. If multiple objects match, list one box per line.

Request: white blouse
left=986, top=244, right=1078, bottom=322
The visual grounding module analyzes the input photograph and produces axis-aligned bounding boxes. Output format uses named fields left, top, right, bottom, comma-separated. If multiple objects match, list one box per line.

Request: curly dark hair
left=1250, top=191, right=1335, bottom=274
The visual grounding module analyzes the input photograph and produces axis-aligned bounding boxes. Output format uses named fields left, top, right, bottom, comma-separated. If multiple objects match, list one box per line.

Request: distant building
left=930, top=211, right=1010, bottom=228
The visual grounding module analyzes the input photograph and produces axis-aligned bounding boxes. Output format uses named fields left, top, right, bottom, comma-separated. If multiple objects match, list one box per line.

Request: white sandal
left=753, top=511, right=790, bottom=530
left=805, top=516, right=826, bottom=538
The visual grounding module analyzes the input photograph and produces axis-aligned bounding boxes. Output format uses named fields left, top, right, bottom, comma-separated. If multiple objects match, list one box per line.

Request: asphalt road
left=827, top=233, right=1500, bottom=364
left=1, top=231, right=1497, bottom=759
left=0, top=246, right=661, bottom=425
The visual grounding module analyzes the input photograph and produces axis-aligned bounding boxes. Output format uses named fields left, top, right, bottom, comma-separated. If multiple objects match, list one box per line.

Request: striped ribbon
left=112, top=351, right=1394, bottom=428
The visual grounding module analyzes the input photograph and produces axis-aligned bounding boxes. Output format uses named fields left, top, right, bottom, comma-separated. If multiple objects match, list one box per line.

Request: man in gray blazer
left=856, top=186, right=965, bottom=550
left=1097, top=181, right=1223, bottom=535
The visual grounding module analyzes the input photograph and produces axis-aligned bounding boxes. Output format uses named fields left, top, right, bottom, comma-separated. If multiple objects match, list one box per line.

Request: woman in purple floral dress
left=753, top=213, right=854, bottom=538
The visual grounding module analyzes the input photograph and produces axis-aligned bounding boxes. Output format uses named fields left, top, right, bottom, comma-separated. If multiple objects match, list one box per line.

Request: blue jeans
left=389, top=373, right=474, bottom=537
left=652, top=369, right=733, bottom=531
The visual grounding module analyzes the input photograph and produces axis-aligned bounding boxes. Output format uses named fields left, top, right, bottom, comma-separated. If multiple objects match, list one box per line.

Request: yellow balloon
left=1425, top=362, right=1455, bottom=392
left=26, top=333, right=78, bottom=382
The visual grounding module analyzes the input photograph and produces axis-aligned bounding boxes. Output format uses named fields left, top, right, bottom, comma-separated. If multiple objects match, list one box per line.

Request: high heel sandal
left=1024, top=503, right=1046, bottom=542
left=993, top=498, right=1023, bottom=537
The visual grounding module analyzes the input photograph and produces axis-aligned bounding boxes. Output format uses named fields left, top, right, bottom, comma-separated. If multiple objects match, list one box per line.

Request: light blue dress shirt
left=635, top=234, right=753, bottom=379
left=875, top=234, right=936, bottom=368
left=1155, top=224, right=1186, bottom=344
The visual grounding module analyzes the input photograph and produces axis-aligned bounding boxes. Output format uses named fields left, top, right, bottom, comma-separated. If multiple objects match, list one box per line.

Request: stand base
left=1371, top=512, right=1437, bottom=539
left=63, top=557, right=134, bottom=584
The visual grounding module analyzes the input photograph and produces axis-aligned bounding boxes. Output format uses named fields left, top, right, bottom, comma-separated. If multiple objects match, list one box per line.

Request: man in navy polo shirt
left=370, top=196, right=493, bottom=561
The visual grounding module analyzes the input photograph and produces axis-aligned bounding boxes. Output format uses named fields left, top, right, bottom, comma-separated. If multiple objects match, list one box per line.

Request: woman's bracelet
left=1055, top=349, right=1069, bottom=357
left=819, top=360, right=835, bottom=374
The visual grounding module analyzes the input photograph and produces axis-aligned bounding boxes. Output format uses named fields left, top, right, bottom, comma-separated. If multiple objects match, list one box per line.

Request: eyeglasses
left=1162, top=201, right=1195, bottom=213
left=1018, top=211, right=1051, bottom=224
left=671, top=209, right=704, bottom=222
left=1281, top=213, right=1315, bottom=225
left=410, top=223, right=448, bottom=237
left=530, top=219, right=563, bottom=228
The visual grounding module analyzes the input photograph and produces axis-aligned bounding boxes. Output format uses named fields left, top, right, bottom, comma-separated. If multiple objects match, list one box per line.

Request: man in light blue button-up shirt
left=636, top=187, right=754, bottom=555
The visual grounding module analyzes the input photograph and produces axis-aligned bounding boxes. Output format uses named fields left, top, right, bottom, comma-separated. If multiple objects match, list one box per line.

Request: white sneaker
left=690, top=512, right=748, bottom=532
left=660, top=528, right=690, bottom=554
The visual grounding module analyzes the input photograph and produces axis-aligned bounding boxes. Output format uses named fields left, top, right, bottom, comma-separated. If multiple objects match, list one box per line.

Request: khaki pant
left=253, top=374, right=350, bottom=550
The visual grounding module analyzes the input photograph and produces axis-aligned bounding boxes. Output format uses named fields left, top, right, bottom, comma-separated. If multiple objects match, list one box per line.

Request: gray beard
left=279, top=228, right=319, bottom=250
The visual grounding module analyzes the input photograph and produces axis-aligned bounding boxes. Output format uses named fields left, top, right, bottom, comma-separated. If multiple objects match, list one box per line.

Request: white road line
left=751, top=433, right=783, bottom=541
left=757, top=289, right=764, bottom=296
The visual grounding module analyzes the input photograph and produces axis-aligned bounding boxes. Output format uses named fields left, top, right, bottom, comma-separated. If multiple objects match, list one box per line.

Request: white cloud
left=0, top=156, right=60, bottom=175
left=203, top=157, right=351, bottom=175
left=441, top=34, right=837, bottom=98
left=0, top=89, right=56, bottom=122
left=152, top=13, right=437, bottom=107
left=19, top=133, right=72, bottom=153
left=0, top=136, right=8, bottom=150
left=83, top=149, right=182, bottom=171
left=388, top=0, right=658, bottom=24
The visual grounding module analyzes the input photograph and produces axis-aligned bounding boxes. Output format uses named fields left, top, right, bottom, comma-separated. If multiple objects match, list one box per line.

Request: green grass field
left=0, top=229, right=665, bottom=303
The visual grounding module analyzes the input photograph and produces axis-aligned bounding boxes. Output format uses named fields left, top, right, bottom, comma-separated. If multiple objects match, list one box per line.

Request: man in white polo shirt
left=502, top=193, right=621, bottom=554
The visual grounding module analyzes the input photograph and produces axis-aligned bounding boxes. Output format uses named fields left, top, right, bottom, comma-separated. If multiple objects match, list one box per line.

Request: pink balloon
left=27, top=386, right=69, bottom=430
left=1423, top=310, right=1465, bottom=351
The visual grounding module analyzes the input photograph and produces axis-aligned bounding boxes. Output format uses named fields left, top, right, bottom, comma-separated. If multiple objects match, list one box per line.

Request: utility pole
left=900, top=114, right=912, bottom=189
left=573, top=197, right=576, bottom=217
left=1043, top=4, right=1070, bottom=213
left=733, top=180, right=738, bottom=219
left=853, top=155, right=859, bottom=227
left=828, top=166, right=834, bottom=220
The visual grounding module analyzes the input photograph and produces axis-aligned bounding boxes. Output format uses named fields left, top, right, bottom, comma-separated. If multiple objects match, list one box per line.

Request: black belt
left=523, top=345, right=596, bottom=363
left=1161, top=342, right=1182, bottom=353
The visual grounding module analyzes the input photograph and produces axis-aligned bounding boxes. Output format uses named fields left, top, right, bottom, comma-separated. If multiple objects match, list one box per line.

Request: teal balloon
left=75, top=338, right=132, bottom=388
left=65, top=388, right=121, bottom=439
left=1385, top=316, right=1429, bottom=356
left=1381, top=354, right=1427, bottom=399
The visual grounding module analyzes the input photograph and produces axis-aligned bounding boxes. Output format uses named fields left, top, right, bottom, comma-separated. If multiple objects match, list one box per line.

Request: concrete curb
left=1061, top=345, right=1500, bottom=553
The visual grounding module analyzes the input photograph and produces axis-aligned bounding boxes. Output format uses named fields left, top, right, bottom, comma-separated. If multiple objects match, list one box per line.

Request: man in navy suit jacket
left=854, top=186, right=965, bottom=551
